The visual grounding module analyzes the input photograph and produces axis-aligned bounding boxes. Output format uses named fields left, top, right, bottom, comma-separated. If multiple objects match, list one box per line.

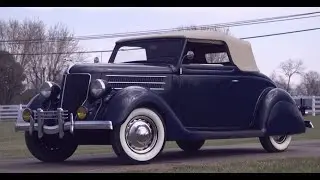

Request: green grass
left=0, top=115, right=319, bottom=159
left=124, top=157, right=320, bottom=173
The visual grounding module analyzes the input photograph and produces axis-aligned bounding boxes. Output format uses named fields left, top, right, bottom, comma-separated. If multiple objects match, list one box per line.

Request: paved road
left=1, top=140, right=320, bottom=173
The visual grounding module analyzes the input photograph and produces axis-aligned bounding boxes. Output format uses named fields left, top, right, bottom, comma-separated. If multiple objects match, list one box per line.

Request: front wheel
left=111, top=108, right=166, bottom=164
left=25, top=132, right=78, bottom=162
left=259, top=135, right=292, bottom=153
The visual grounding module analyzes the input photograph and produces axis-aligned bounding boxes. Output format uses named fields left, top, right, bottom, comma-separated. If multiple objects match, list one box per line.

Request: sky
left=0, top=7, right=320, bottom=83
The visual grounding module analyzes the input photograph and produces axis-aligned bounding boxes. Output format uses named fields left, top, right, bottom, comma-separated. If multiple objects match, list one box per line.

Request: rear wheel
left=25, top=132, right=78, bottom=162
left=176, top=140, right=205, bottom=153
left=259, top=135, right=292, bottom=153
left=111, top=108, right=166, bottom=164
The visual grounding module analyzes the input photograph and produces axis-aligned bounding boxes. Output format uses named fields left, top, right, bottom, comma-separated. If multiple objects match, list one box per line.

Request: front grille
left=60, top=74, right=91, bottom=115
left=106, top=75, right=166, bottom=90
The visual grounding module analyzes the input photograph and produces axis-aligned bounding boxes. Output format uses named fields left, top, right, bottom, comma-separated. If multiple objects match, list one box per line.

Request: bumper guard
left=15, top=108, right=113, bottom=139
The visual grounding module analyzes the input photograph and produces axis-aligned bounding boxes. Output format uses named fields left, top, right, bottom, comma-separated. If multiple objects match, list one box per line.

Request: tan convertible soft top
left=117, top=30, right=259, bottom=72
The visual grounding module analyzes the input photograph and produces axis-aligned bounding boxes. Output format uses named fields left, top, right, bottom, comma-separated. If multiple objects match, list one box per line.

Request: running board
left=186, top=129, right=265, bottom=140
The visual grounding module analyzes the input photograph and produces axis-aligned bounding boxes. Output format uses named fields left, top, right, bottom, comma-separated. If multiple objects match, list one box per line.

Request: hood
left=68, top=63, right=174, bottom=74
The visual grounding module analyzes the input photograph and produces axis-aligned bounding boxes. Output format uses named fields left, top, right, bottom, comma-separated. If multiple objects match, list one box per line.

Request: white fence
left=0, top=96, right=320, bottom=121
left=0, top=104, right=26, bottom=121
left=293, top=96, right=320, bottom=116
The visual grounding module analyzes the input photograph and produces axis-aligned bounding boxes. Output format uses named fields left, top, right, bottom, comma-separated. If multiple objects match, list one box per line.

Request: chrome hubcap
left=125, top=116, right=158, bottom=154
left=272, top=135, right=287, bottom=144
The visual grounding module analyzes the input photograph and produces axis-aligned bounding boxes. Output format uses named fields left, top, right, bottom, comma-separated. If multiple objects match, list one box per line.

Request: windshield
left=109, top=38, right=185, bottom=66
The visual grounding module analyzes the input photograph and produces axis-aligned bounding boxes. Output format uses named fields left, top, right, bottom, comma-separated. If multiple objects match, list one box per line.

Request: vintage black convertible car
left=15, top=30, right=314, bottom=164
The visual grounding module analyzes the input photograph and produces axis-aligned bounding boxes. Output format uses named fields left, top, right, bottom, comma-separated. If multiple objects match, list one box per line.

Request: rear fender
left=98, top=86, right=189, bottom=140
left=256, top=88, right=306, bottom=136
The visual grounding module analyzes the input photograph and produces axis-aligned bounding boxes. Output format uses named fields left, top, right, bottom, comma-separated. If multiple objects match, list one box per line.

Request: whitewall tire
left=259, top=135, right=292, bottom=153
left=111, top=108, right=166, bottom=164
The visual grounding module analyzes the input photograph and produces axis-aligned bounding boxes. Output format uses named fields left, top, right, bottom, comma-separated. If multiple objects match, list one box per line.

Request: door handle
left=231, top=79, right=239, bottom=83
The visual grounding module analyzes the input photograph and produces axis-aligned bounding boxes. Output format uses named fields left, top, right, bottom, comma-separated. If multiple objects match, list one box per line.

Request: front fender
left=25, top=93, right=59, bottom=111
left=257, top=88, right=306, bottom=135
left=98, top=86, right=189, bottom=140
left=26, top=94, right=46, bottom=109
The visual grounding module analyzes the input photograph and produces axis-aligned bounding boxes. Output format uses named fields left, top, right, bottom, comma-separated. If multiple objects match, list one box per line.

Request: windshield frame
left=108, top=37, right=187, bottom=67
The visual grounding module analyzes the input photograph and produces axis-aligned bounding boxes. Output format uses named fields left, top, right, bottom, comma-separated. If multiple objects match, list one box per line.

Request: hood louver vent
left=105, top=75, right=166, bottom=90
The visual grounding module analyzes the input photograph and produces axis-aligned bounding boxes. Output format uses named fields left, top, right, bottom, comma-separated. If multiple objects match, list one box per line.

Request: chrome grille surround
left=60, top=73, right=91, bottom=114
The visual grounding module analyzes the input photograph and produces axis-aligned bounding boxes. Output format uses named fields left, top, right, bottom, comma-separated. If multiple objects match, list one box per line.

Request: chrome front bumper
left=15, top=108, right=113, bottom=139
left=304, top=120, right=314, bottom=129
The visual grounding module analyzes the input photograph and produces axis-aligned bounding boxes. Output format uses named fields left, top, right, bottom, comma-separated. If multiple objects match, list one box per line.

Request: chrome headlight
left=39, top=81, right=60, bottom=99
left=90, top=79, right=109, bottom=98
left=40, top=81, right=53, bottom=98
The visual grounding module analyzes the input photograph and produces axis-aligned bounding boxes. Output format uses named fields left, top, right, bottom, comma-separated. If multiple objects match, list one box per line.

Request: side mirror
left=185, top=51, right=194, bottom=60
left=94, top=57, right=100, bottom=63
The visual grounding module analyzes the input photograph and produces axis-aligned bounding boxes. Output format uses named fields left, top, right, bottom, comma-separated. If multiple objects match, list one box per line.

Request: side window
left=205, top=52, right=230, bottom=64
left=183, top=41, right=231, bottom=65
left=114, top=46, right=147, bottom=63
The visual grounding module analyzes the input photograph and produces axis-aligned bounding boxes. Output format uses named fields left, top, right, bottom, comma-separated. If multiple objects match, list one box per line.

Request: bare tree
left=0, top=18, right=86, bottom=91
left=177, top=25, right=231, bottom=63
left=0, top=51, right=25, bottom=104
left=291, top=84, right=305, bottom=96
left=278, top=59, right=305, bottom=93
left=299, top=71, right=320, bottom=96
left=269, top=70, right=287, bottom=90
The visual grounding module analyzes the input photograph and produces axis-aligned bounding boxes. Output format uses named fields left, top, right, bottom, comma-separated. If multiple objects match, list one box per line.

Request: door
left=176, top=39, right=246, bottom=131
left=178, top=64, right=239, bottom=131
